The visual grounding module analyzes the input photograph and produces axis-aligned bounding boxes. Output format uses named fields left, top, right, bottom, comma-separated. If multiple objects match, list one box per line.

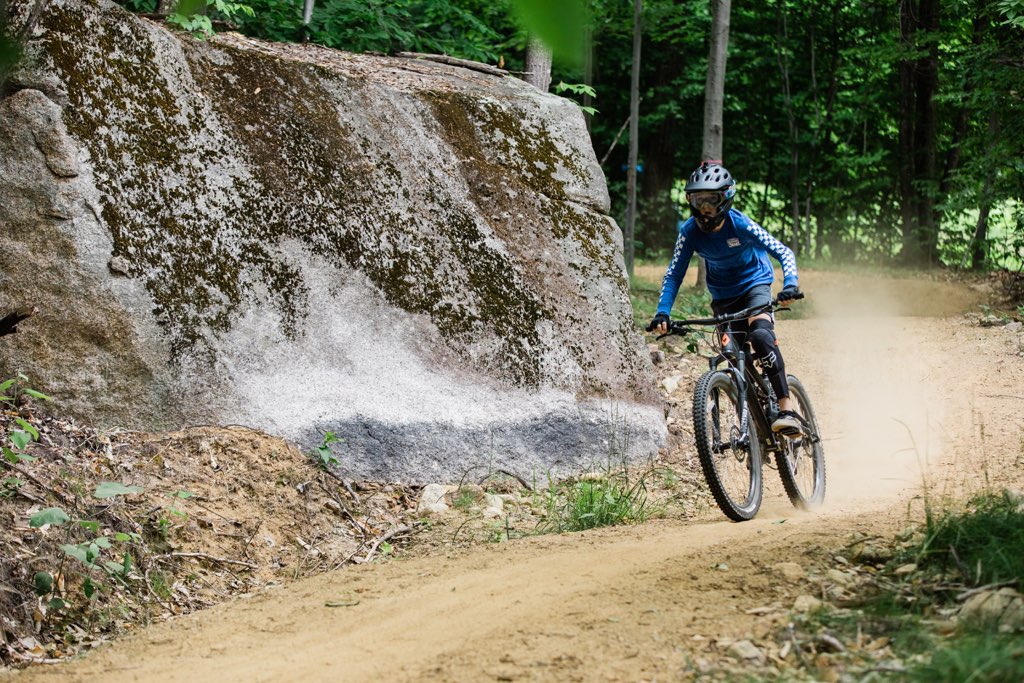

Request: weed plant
left=535, top=469, right=652, bottom=534
left=913, top=490, right=1024, bottom=587
left=906, top=634, right=1024, bottom=683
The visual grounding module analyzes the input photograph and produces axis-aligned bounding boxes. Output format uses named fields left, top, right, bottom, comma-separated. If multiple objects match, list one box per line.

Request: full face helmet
left=684, top=161, right=736, bottom=232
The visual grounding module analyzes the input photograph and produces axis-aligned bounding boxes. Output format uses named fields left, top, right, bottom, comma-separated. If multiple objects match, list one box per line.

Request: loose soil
left=3, top=269, right=1023, bottom=682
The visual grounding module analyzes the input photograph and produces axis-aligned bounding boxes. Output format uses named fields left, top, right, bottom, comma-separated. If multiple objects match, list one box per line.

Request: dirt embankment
left=3, top=270, right=1023, bottom=682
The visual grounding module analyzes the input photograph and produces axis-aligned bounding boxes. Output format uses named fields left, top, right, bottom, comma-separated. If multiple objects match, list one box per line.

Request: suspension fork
left=710, top=350, right=751, bottom=441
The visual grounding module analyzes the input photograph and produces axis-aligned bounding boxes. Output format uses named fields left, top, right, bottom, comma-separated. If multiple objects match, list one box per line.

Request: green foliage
left=28, top=483, right=145, bottom=606
left=311, top=431, right=340, bottom=469
left=2, top=374, right=52, bottom=465
left=29, top=507, right=70, bottom=527
left=1, top=475, right=23, bottom=497
left=509, top=0, right=587, bottom=67
left=554, top=81, right=598, bottom=115
left=996, top=0, right=1024, bottom=28
left=913, top=489, right=1024, bottom=586
left=239, top=0, right=509, bottom=63
left=94, top=482, right=145, bottom=499
left=452, top=488, right=477, bottom=510
left=1, top=373, right=53, bottom=405
left=536, top=469, right=651, bottom=533
left=168, top=0, right=255, bottom=38
left=906, top=634, right=1024, bottom=682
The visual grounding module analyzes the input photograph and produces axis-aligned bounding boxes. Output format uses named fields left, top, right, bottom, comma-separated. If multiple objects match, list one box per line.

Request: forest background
left=3, top=0, right=1023, bottom=272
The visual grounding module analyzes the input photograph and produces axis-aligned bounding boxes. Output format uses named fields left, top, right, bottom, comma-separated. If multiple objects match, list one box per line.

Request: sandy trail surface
left=5, top=271, right=1023, bottom=683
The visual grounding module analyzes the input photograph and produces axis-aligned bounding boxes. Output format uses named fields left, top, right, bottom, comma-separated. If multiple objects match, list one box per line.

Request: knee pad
left=747, top=319, right=779, bottom=368
left=748, top=318, right=789, bottom=398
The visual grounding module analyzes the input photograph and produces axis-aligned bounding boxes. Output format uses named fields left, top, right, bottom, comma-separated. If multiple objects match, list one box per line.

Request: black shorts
left=711, top=284, right=773, bottom=317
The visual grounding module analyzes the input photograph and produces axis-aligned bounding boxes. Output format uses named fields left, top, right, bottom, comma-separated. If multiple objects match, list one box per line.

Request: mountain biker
left=647, top=161, right=803, bottom=436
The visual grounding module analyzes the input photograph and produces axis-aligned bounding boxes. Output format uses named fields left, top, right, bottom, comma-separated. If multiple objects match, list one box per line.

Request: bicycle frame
left=661, top=297, right=801, bottom=458
left=709, top=346, right=782, bottom=457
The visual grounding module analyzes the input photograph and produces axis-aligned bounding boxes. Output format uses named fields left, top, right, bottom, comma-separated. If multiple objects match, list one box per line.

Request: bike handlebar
left=648, top=291, right=805, bottom=337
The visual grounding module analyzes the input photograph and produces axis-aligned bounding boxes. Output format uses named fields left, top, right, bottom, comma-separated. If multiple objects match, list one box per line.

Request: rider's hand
left=777, top=285, right=801, bottom=303
left=646, top=312, right=670, bottom=334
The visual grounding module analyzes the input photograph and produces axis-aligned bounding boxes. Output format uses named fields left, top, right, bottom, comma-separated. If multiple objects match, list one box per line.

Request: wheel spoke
left=693, top=371, right=761, bottom=520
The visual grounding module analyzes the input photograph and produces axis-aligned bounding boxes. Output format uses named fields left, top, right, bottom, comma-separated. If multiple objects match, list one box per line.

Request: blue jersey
left=657, top=209, right=798, bottom=313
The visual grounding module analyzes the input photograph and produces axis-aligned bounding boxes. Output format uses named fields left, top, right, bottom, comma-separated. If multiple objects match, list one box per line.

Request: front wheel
left=776, top=374, right=826, bottom=509
left=693, top=370, right=763, bottom=521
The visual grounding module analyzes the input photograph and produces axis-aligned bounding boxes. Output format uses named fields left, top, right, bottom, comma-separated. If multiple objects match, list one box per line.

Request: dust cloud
left=780, top=270, right=982, bottom=510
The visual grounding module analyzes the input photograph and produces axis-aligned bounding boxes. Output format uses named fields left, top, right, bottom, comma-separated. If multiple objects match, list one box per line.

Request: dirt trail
left=5, top=272, right=1023, bottom=683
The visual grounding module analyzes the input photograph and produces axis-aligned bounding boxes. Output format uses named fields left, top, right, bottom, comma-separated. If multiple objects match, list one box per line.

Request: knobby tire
left=775, top=374, right=826, bottom=509
left=692, top=370, right=763, bottom=521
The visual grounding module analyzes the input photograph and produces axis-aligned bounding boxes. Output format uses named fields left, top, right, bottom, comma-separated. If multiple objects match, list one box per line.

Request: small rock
left=727, top=640, right=765, bottom=664
left=979, top=314, right=1005, bottom=327
left=960, top=588, right=1024, bottom=632
left=793, top=595, right=823, bottom=612
left=773, top=562, right=805, bottom=582
left=893, top=563, right=917, bottom=575
left=482, top=507, right=503, bottom=519
left=417, top=483, right=450, bottom=516
left=1006, top=321, right=1023, bottom=333
left=650, top=349, right=665, bottom=365
left=661, top=375, right=682, bottom=394
left=108, top=256, right=130, bottom=276
left=855, top=543, right=895, bottom=563
left=826, top=569, right=854, bottom=586
left=484, top=493, right=504, bottom=512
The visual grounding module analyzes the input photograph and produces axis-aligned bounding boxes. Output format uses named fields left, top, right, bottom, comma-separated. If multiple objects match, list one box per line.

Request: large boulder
left=0, top=0, right=664, bottom=481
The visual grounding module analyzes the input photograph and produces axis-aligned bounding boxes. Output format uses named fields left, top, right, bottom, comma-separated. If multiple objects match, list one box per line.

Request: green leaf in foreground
left=14, top=418, right=38, bottom=439
left=22, top=388, right=52, bottom=401
left=9, top=430, right=31, bottom=450
left=30, top=507, right=70, bottom=528
left=93, top=482, right=144, bottom=499
left=34, top=571, right=54, bottom=596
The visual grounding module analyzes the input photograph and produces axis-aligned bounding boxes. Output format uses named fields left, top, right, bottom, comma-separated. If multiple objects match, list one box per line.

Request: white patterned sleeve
left=741, top=220, right=798, bottom=288
left=657, top=230, right=695, bottom=315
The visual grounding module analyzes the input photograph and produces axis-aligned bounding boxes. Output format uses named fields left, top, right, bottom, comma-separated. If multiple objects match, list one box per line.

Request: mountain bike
left=655, top=294, right=825, bottom=521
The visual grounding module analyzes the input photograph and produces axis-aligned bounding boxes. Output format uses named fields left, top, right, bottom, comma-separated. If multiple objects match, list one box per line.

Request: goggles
left=687, top=190, right=725, bottom=212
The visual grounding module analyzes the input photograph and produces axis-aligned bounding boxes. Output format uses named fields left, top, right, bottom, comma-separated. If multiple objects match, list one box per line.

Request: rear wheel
left=776, top=374, right=826, bottom=509
left=693, top=370, right=762, bottom=521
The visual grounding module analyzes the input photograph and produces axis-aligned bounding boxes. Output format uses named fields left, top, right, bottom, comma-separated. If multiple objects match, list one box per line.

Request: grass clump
left=914, top=490, right=1024, bottom=587
left=536, top=470, right=652, bottom=534
left=906, top=634, right=1024, bottom=683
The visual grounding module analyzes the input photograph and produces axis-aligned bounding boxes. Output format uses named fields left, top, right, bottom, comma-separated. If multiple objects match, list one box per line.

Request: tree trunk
left=525, top=35, right=552, bottom=93
left=914, top=0, right=940, bottom=265
left=640, top=117, right=678, bottom=253
left=971, top=111, right=1000, bottom=271
left=935, top=15, right=984, bottom=232
left=702, top=0, right=730, bottom=162
left=897, top=0, right=918, bottom=263
left=775, top=2, right=800, bottom=253
left=641, top=57, right=684, bottom=253
left=695, top=0, right=731, bottom=292
left=624, top=0, right=642, bottom=277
